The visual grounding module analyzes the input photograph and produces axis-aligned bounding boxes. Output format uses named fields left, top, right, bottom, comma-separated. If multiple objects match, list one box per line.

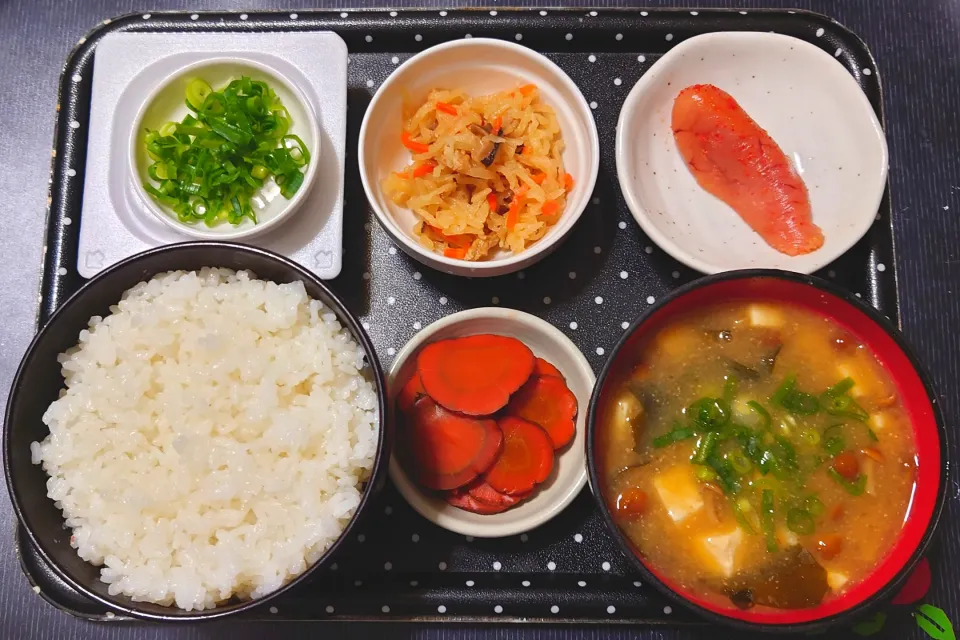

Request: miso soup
left=597, top=301, right=916, bottom=612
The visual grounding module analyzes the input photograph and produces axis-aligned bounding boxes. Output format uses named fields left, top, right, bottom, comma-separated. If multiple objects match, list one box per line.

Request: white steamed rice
left=31, top=268, right=379, bottom=611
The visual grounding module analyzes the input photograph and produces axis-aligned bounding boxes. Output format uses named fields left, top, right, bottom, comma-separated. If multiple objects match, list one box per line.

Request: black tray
left=27, top=8, right=897, bottom=624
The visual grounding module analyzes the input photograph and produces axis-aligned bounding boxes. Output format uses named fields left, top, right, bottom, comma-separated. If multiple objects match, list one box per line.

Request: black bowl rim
left=585, top=268, right=949, bottom=634
left=3, top=241, right=390, bottom=622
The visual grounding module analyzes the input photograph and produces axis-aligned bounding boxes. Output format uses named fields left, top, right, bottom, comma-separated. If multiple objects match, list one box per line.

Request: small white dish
left=359, top=38, right=600, bottom=277
left=130, top=57, right=321, bottom=240
left=616, top=32, right=888, bottom=274
left=388, top=308, right=593, bottom=538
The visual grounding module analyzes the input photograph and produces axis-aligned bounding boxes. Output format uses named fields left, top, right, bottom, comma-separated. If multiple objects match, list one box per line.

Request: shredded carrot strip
left=412, top=160, right=438, bottom=177
left=532, top=172, right=546, bottom=185
left=541, top=200, right=559, bottom=217
left=522, top=145, right=532, bottom=156
left=436, top=101, right=458, bottom=116
left=444, top=247, right=468, bottom=259
left=401, top=131, right=430, bottom=153
left=518, top=84, right=537, bottom=96
left=492, top=116, right=502, bottom=132
left=487, top=193, right=498, bottom=211
left=506, top=188, right=527, bottom=231
left=563, top=173, right=575, bottom=191
left=395, top=171, right=410, bottom=180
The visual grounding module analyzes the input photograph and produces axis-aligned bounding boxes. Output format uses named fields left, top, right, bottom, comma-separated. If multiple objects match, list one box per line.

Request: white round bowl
left=359, top=38, right=600, bottom=277
left=615, top=32, right=888, bottom=274
left=388, top=308, right=593, bottom=538
left=130, top=57, right=321, bottom=240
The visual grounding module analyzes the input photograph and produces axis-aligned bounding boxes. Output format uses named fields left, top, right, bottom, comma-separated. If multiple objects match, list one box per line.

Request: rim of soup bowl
left=585, top=268, right=948, bottom=633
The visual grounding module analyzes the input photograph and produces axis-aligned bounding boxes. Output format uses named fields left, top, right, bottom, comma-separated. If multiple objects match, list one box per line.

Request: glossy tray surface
left=28, top=8, right=896, bottom=623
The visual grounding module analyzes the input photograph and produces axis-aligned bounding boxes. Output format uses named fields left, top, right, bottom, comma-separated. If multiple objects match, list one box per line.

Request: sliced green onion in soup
left=828, top=468, right=868, bottom=496
left=688, top=397, right=731, bottom=431
left=786, top=507, right=816, bottom=535
left=804, top=495, right=826, bottom=517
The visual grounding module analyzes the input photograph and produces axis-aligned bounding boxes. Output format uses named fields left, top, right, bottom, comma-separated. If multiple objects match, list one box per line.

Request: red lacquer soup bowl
left=585, top=270, right=948, bottom=633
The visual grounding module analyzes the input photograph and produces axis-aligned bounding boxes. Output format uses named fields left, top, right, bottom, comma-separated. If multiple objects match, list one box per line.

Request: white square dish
left=77, top=32, right=348, bottom=279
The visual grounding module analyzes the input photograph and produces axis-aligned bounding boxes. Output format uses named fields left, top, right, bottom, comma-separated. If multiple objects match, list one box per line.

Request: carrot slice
left=412, top=160, right=437, bottom=177
left=532, top=172, right=547, bottom=185
left=444, top=247, right=468, bottom=259
left=467, top=480, right=531, bottom=508
left=436, top=101, right=458, bottom=115
left=401, top=131, right=430, bottom=153
left=505, top=375, right=578, bottom=449
left=397, top=372, right=426, bottom=414
left=484, top=417, right=554, bottom=495
left=417, top=334, right=535, bottom=415
left=401, top=397, right=503, bottom=490
left=533, top=357, right=564, bottom=380
left=446, top=488, right=513, bottom=515
left=563, top=173, right=575, bottom=191
left=518, top=84, right=537, bottom=96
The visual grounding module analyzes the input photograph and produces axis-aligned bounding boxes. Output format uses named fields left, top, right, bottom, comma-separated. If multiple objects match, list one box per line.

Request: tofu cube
left=653, top=466, right=704, bottom=523
left=747, top=304, right=784, bottom=328
left=835, top=362, right=867, bottom=398
left=696, top=528, right=744, bottom=578
left=827, top=571, right=849, bottom=591
left=869, top=411, right=889, bottom=432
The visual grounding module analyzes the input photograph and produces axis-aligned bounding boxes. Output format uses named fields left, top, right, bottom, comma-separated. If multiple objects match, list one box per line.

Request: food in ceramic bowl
left=360, top=38, right=599, bottom=277
left=381, top=85, right=575, bottom=262
left=615, top=32, right=888, bottom=274
left=130, top=58, right=320, bottom=240
left=587, top=271, right=946, bottom=632
left=4, top=243, right=387, bottom=620
left=389, top=308, right=593, bottom=537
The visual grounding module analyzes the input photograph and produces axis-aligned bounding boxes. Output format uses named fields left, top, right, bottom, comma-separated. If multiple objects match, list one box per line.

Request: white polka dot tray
left=30, top=8, right=898, bottom=624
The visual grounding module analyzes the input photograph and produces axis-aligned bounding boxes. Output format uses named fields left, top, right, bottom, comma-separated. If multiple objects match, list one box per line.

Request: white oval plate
left=616, top=32, right=888, bottom=274
left=388, top=308, right=593, bottom=538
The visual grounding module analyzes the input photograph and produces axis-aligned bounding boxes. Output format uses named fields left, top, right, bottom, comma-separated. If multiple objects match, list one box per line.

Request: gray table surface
left=2, top=1, right=958, bottom=638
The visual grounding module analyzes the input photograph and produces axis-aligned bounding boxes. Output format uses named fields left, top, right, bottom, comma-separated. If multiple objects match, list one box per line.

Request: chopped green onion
left=687, top=397, right=731, bottom=431
left=706, top=454, right=740, bottom=494
left=185, top=78, right=213, bottom=111
left=732, top=497, right=756, bottom=534
left=692, top=431, right=719, bottom=465
left=746, top=400, right=772, bottom=429
left=652, top=423, right=697, bottom=448
left=821, top=393, right=869, bottom=421
left=761, top=489, right=778, bottom=552
left=781, top=390, right=820, bottom=415
left=867, top=427, right=879, bottom=442
left=828, top=468, right=868, bottom=496
left=770, top=375, right=796, bottom=406
left=804, top=495, right=826, bottom=517
left=786, top=507, right=816, bottom=535
left=800, top=429, right=821, bottom=446
left=824, top=377, right=856, bottom=397
left=725, top=449, right=753, bottom=475
left=823, top=424, right=846, bottom=456
left=141, top=75, right=310, bottom=228
left=696, top=466, right=718, bottom=482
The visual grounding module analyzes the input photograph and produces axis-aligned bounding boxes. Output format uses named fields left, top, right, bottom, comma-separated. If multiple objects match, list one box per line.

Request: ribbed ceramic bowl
left=586, top=269, right=946, bottom=633
left=388, top=307, right=594, bottom=537
left=3, top=242, right=389, bottom=621
left=359, top=38, right=599, bottom=277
